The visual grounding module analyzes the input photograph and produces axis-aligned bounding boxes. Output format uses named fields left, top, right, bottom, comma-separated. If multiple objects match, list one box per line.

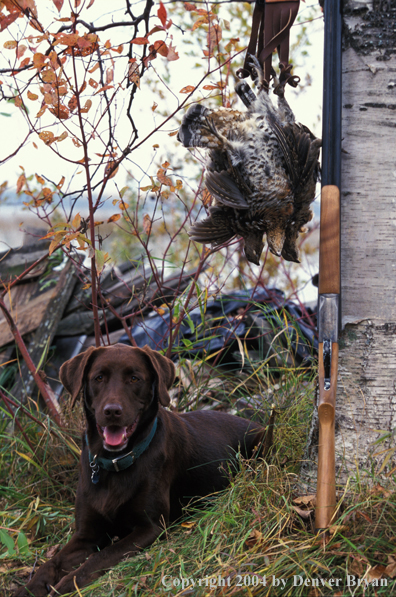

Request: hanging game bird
left=177, top=58, right=321, bottom=265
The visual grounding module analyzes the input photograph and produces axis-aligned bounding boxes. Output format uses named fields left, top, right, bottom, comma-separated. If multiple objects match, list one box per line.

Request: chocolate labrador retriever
left=14, top=344, right=270, bottom=596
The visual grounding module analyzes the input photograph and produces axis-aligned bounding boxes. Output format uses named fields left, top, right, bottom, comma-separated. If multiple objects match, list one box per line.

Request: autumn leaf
left=207, top=23, right=222, bottom=55
left=366, top=564, right=386, bottom=584
left=156, top=40, right=169, bottom=58
left=107, top=214, right=121, bottom=223
left=181, top=520, right=196, bottom=529
left=57, top=176, right=65, bottom=189
left=166, top=43, right=179, bottom=61
left=88, top=78, right=98, bottom=89
left=184, top=2, right=197, bottom=10
left=292, top=505, right=313, bottom=520
left=52, top=0, right=64, bottom=12
left=385, top=555, right=396, bottom=578
left=157, top=1, right=167, bottom=27
left=3, top=40, right=17, bottom=50
left=49, top=104, right=69, bottom=119
left=106, top=65, right=114, bottom=84
left=131, top=37, right=149, bottom=45
left=142, top=214, right=152, bottom=235
left=38, top=131, right=55, bottom=145
left=42, top=69, right=56, bottom=83
left=80, top=99, right=92, bottom=113
left=244, top=529, right=263, bottom=549
left=105, top=161, right=119, bottom=179
left=16, top=173, right=26, bottom=193
left=68, top=95, right=77, bottom=112
left=157, top=168, right=173, bottom=187
left=33, top=53, right=46, bottom=70
left=27, top=90, right=38, bottom=101
left=293, top=495, right=316, bottom=508
left=94, top=84, right=114, bottom=95
left=17, top=44, right=27, bottom=59
left=95, top=249, right=108, bottom=274
left=72, top=213, right=81, bottom=229
left=128, top=60, right=140, bottom=88
left=179, top=85, right=195, bottom=94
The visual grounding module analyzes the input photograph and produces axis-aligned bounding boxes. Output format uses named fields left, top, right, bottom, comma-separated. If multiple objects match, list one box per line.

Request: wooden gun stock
left=315, top=185, right=340, bottom=530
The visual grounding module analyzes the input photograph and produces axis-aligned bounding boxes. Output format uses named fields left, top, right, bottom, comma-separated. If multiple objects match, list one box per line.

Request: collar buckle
left=112, top=451, right=135, bottom=472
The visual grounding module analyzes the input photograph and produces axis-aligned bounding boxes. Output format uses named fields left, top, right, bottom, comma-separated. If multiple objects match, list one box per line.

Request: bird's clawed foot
left=273, top=63, right=300, bottom=97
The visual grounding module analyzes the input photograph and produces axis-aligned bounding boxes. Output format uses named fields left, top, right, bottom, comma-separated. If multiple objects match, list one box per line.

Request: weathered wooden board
left=12, top=259, right=78, bottom=402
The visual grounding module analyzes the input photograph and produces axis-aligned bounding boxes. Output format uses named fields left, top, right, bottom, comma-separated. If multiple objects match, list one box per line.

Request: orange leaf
left=72, top=213, right=81, bottom=229
left=107, top=214, right=121, bottom=223
left=3, top=40, right=17, bottom=50
left=49, top=239, right=60, bottom=255
left=38, top=131, right=55, bottom=145
left=179, top=85, right=195, bottom=94
left=57, top=176, right=65, bottom=189
left=27, top=90, right=38, bottom=100
left=33, top=53, right=46, bottom=70
left=184, top=2, right=197, bottom=10
left=16, top=173, right=26, bottom=193
left=94, top=84, right=113, bottom=95
left=80, top=99, right=92, bottom=113
left=131, top=37, right=149, bottom=45
left=142, top=213, right=152, bottom=235
left=68, top=95, right=77, bottom=111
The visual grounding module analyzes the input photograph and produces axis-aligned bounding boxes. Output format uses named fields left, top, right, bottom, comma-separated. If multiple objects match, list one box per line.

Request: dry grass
left=1, top=360, right=396, bottom=597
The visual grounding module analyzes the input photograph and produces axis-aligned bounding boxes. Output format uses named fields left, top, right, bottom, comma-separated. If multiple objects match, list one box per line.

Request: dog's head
left=59, top=344, right=175, bottom=452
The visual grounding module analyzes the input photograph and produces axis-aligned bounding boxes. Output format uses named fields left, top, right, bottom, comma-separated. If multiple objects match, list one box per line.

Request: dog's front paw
left=48, top=570, right=91, bottom=597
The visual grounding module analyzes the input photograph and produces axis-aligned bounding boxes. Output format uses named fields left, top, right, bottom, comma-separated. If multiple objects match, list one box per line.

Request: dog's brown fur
left=15, top=344, right=269, bottom=596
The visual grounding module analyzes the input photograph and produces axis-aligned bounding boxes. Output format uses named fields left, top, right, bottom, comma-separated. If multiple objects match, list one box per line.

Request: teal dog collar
left=87, top=417, right=158, bottom=483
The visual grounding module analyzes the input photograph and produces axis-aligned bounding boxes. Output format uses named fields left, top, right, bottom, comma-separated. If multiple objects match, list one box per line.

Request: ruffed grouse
left=177, top=58, right=321, bottom=265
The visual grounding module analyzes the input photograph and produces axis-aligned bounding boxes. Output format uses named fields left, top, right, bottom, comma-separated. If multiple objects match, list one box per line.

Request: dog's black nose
left=103, top=404, right=123, bottom=418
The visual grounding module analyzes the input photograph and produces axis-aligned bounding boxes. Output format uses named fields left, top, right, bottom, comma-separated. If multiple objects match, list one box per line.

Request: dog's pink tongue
left=103, top=426, right=126, bottom=447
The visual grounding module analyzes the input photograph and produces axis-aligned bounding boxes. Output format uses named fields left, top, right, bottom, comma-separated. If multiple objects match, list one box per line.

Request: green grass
left=1, top=363, right=396, bottom=597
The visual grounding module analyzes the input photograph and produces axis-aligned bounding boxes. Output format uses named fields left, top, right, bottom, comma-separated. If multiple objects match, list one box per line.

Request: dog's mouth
left=97, top=416, right=139, bottom=452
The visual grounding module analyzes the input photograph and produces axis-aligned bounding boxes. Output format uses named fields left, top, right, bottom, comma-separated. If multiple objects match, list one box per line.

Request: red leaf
left=157, top=1, right=167, bottom=27
left=52, top=0, right=64, bottom=11
left=131, top=37, right=149, bottom=45
left=153, top=39, right=168, bottom=57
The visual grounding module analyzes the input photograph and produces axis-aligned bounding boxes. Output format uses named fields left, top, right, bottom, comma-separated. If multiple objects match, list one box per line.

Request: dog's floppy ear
left=59, top=346, right=98, bottom=408
left=141, top=345, right=175, bottom=406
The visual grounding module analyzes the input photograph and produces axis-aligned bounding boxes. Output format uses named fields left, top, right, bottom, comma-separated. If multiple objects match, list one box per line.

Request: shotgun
left=315, top=0, right=342, bottom=531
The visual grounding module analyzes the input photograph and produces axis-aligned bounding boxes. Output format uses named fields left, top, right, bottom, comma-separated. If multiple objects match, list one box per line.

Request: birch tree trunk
left=304, top=0, right=396, bottom=486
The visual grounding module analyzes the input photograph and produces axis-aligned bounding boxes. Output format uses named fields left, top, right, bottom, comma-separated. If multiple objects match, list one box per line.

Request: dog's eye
left=130, top=376, right=138, bottom=383
left=95, top=375, right=104, bottom=382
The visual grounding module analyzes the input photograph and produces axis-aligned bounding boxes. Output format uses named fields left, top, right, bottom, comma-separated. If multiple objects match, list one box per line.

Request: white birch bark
left=303, top=0, right=396, bottom=486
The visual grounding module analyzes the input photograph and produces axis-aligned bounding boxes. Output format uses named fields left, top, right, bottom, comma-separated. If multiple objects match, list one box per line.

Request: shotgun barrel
left=315, top=0, right=342, bottom=531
